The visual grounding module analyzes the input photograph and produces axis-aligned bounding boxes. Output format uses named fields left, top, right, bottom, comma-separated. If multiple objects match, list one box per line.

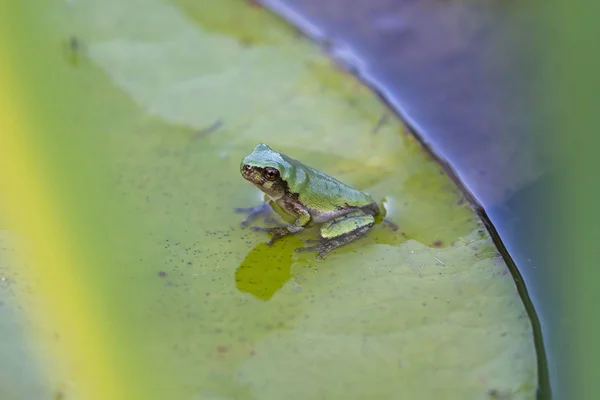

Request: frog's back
left=291, top=161, right=376, bottom=209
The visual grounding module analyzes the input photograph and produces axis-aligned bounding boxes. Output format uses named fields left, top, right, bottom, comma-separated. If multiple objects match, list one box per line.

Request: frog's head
left=240, top=144, right=290, bottom=200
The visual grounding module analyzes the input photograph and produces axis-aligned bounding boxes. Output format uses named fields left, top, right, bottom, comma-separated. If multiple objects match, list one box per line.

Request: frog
left=238, top=143, right=381, bottom=259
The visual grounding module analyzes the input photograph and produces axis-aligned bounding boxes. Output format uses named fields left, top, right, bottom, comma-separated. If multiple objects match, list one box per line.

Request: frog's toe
left=239, top=212, right=256, bottom=228
left=295, top=243, right=325, bottom=253
left=261, top=227, right=292, bottom=244
left=266, top=237, right=283, bottom=246
left=295, top=243, right=331, bottom=259
left=295, top=246, right=312, bottom=253
left=234, top=206, right=256, bottom=213
left=382, top=219, right=399, bottom=232
left=302, top=238, right=322, bottom=245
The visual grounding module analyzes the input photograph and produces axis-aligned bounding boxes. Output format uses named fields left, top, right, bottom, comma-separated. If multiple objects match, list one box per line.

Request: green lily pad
left=0, top=0, right=536, bottom=399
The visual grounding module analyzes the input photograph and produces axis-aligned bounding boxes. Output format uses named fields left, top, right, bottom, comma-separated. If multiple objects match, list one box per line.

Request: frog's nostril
left=243, top=164, right=252, bottom=171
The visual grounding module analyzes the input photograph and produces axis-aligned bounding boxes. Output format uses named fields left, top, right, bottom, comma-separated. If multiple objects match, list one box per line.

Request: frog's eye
left=263, top=167, right=280, bottom=181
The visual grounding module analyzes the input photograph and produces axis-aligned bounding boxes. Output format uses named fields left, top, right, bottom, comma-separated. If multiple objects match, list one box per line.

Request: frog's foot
left=235, top=203, right=272, bottom=227
left=296, top=225, right=372, bottom=259
left=382, top=218, right=399, bottom=232
left=296, top=211, right=375, bottom=259
left=251, top=226, right=296, bottom=245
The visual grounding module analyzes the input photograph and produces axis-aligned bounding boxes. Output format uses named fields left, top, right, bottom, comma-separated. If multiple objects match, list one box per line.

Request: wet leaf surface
left=0, top=0, right=536, bottom=399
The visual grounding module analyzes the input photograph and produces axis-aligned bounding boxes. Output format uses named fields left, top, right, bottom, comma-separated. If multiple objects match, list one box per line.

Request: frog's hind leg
left=296, top=211, right=375, bottom=259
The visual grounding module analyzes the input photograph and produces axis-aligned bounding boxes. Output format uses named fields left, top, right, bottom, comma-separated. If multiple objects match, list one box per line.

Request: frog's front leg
left=255, top=201, right=312, bottom=245
left=296, top=211, right=375, bottom=259
left=235, top=202, right=273, bottom=227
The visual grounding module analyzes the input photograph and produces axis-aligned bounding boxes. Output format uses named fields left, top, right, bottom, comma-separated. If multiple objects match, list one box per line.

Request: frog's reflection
left=235, top=242, right=294, bottom=301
